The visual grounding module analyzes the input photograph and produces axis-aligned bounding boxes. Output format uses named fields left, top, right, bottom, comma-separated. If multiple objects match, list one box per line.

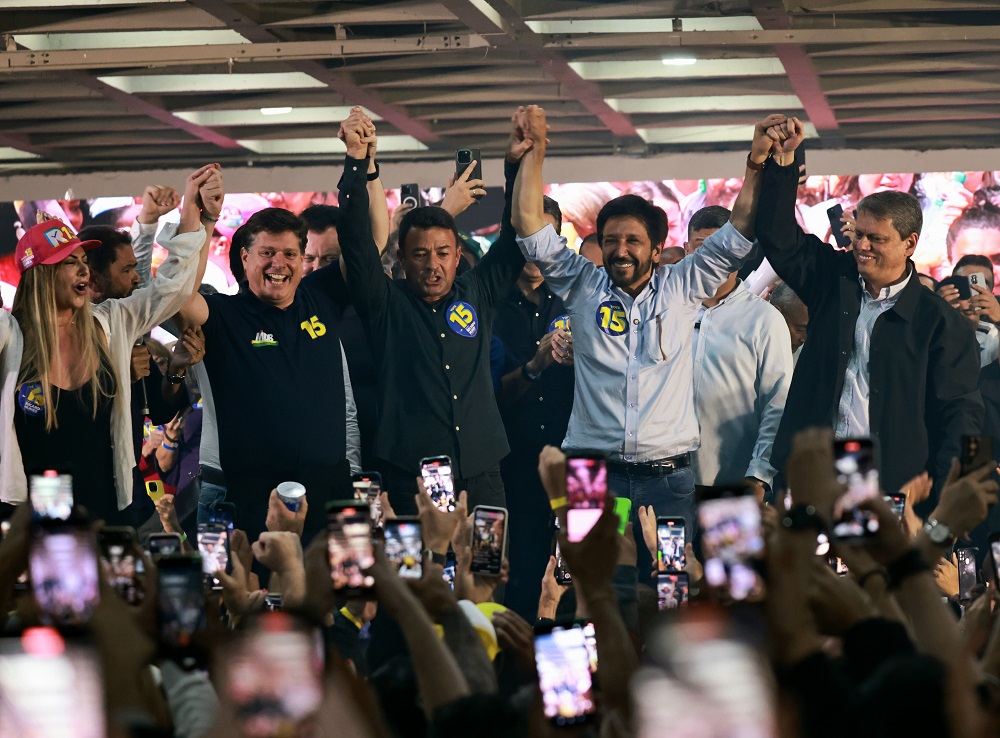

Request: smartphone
left=970, top=272, right=984, bottom=289
left=565, top=454, right=607, bottom=542
left=656, top=517, right=686, bottom=572
left=656, top=571, right=689, bottom=610
left=206, top=501, right=235, bottom=533
left=220, top=612, right=325, bottom=735
left=612, top=497, right=632, bottom=536
left=420, top=455, right=455, bottom=513
left=0, top=628, right=105, bottom=738
left=157, top=554, right=207, bottom=668
left=29, top=520, right=100, bottom=626
left=326, top=501, right=375, bottom=598
left=352, top=471, right=384, bottom=527
left=552, top=518, right=571, bottom=585
left=697, top=485, right=764, bottom=601
left=470, top=505, right=507, bottom=577
left=960, top=435, right=993, bottom=476
left=534, top=621, right=597, bottom=727
left=883, top=493, right=906, bottom=520
left=455, top=148, right=483, bottom=197
left=383, top=517, right=423, bottom=580
left=442, top=549, right=457, bottom=590
left=148, top=532, right=183, bottom=557
left=98, top=526, right=141, bottom=606
left=829, top=556, right=850, bottom=576
left=827, top=204, right=853, bottom=249
left=29, top=470, right=73, bottom=520
left=957, top=547, right=979, bottom=602
left=831, top=439, right=881, bottom=541
left=941, top=275, right=973, bottom=300
left=400, top=183, right=421, bottom=209
left=196, top=523, right=230, bottom=588
left=990, top=533, right=1000, bottom=588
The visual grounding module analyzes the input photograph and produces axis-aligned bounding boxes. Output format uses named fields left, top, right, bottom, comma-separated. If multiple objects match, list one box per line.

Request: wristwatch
left=923, top=518, right=954, bottom=546
left=422, top=549, right=447, bottom=566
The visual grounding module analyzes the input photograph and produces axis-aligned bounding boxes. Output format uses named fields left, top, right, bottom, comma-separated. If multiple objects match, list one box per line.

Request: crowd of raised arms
left=4, top=105, right=1000, bottom=738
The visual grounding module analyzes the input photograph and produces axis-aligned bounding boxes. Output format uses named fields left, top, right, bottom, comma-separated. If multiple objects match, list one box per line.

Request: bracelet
left=549, top=496, right=567, bottom=511
left=179, top=532, right=187, bottom=542
left=857, top=567, right=889, bottom=589
left=200, top=214, right=219, bottom=223
left=161, top=442, right=178, bottom=452
left=165, top=434, right=180, bottom=444
left=422, top=550, right=447, bottom=566
left=886, top=548, right=931, bottom=589
left=367, top=161, right=380, bottom=181
left=166, top=372, right=186, bottom=385
left=746, top=153, right=768, bottom=172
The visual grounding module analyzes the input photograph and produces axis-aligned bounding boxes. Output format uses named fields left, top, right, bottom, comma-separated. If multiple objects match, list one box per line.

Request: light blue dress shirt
left=516, top=222, right=753, bottom=462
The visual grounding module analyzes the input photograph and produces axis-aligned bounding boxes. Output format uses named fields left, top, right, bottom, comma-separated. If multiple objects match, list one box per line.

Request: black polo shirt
left=494, top=282, right=575, bottom=453
left=200, top=265, right=349, bottom=474
left=338, top=155, right=525, bottom=478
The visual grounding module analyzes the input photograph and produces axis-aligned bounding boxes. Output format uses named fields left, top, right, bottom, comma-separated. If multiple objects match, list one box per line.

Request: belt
left=199, top=465, right=226, bottom=486
left=606, top=453, right=691, bottom=477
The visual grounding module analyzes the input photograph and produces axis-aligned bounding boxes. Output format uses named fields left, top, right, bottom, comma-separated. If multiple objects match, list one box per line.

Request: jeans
left=198, top=479, right=228, bottom=524
left=607, top=465, right=696, bottom=585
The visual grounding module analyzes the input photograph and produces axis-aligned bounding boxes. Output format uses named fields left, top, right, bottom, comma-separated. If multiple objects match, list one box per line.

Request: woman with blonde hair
left=1, top=164, right=219, bottom=523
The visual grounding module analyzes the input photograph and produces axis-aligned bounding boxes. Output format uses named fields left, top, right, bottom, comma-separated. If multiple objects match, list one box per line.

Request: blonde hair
left=12, top=263, right=117, bottom=431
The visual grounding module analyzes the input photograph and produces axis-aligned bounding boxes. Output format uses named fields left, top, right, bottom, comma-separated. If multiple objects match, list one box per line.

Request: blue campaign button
left=447, top=300, right=479, bottom=338
left=17, top=382, right=45, bottom=418
left=595, top=300, right=627, bottom=336
left=549, top=313, right=571, bottom=333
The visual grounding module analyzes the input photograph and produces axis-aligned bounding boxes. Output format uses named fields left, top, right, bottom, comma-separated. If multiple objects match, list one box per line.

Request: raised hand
left=168, top=326, right=206, bottom=372
left=768, top=116, right=806, bottom=164
left=265, top=488, right=308, bottom=536
left=971, top=282, right=1000, bottom=323
left=414, top=483, right=467, bottom=555
left=339, top=105, right=376, bottom=159
left=930, top=459, right=999, bottom=540
left=180, top=164, right=216, bottom=232
left=199, top=165, right=225, bottom=221
left=506, top=105, right=534, bottom=163
left=441, top=160, right=486, bottom=217
left=137, top=185, right=181, bottom=224
left=751, top=113, right=788, bottom=163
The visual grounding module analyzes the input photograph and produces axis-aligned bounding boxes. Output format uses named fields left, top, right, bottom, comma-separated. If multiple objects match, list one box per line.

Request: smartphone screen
left=148, top=533, right=183, bottom=558
left=383, top=518, right=423, bottom=580
left=961, top=435, right=993, bottom=476
left=829, top=556, right=850, bottom=576
left=157, top=555, right=207, bottom=663
left=697, top=487, right=764, bottom=601
left=442, top=549, right=457, bottom=590
left=326, top=502, right=375, bottom=596
left=565, top=455, right=607, bottom=542
left=657, top=572, right=689, bottom=610
left=206, top=502, right=235, bottom=533
left=957, top=547, right=979, bottom=601
left=831, top=439, right=880, bottom=540
left=581, top=621, right=598, bottom=674
left=884, top=493, right=906, bottom=520
left=0, top=628, right=105, bottom=738
left=420, top=456, right=455, bottom=513
left=29, top=524, right=100, bottom=626
left=470, top=506, right=507, bottom=577
left=534, top=622, right=597, bottom=726
left=221, top=612, right=325, bottom=735
left=352, top=472, right=383, bottom=527
left=29, top=471, right=73, bottom=521
left=98, top=528, right=141, bottom=606
left=196, top=523, right=230, bottom=587
left=656, top=517, right=686, bottom=571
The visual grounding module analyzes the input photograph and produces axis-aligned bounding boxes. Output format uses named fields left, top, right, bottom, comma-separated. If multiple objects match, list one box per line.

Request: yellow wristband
left=549, top=496, right=567, bottom=511
left=339, top=606, right=363, bottom=630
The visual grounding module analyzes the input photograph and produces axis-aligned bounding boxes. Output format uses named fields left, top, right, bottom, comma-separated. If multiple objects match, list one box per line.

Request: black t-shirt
left=493, top=283, right=575, bottom=453
left=200, top=266, right=349, bottom=475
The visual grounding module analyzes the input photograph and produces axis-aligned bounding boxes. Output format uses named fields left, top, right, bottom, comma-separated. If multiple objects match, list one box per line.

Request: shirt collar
left=859, top=268, right=911, bottom=302
left=238, top=285, right=299, bottom=315
left=705, top=279, right=745, bottom=310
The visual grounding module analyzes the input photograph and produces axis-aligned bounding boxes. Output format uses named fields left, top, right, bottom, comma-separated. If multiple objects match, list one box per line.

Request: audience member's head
left=300, top=204, right=341, bottom=275
left=579, top=233, right=602, bottom=267
left=78, top=225, right=139, bottom=302
left=684, top=205, right=730, bottom=255
left=769, top=281, right=809, bottom=353
left=917, top=273, right=938, bottom=291
left=398, top=206, right=462, bottom=302
left=947, top=201, right=1000, bottom=285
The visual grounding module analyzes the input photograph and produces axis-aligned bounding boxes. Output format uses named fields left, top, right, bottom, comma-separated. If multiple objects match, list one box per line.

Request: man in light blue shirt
left=512, top=110, right=786, bottom=569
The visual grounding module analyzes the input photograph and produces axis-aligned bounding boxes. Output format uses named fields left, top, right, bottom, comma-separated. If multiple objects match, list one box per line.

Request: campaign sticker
left=447, top=301, right=479, bottom=338
left=549, top=314, right=571, bottom=333
left=596, top=300, right=627, bottom=336
left=17, top=382, right=45, bottom=418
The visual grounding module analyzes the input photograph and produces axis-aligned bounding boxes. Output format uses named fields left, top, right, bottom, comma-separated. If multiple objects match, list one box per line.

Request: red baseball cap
left=16, top=219, right=101, bottom=274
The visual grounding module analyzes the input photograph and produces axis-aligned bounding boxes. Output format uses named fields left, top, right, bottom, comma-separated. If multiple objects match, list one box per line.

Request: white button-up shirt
left=835, top=272, right=911, bottom=439
left=516, top=222, right=753, bottom=461
left=691, top=282, right=793, bottom=486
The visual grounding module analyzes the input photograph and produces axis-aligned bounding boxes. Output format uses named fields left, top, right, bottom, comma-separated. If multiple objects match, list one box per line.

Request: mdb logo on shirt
left=549, top=314, right=571, bottom=333
left=17, top=382, right=45, bottom=417
left=251, top=330, right=278, bottom=347
left=447, top=301, right=479, bottom=338
left=596, top=300, right=627, bottom=336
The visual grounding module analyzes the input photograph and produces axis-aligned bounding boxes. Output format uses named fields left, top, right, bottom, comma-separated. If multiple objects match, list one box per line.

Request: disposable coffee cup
left=276, top=481, right=306, bottom=512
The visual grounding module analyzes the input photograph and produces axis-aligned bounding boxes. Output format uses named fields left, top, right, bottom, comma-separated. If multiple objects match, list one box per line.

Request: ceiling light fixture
left=662, top=57, right=697, bottom=66
left=260, top=107, right=293, bottom=115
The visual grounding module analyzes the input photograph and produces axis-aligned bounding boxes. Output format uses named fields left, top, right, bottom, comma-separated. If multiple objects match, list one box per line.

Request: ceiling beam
left=186, top=0, right=442, bottom=145
left=749, top=0, right=839, bottom=138
left=438, top=0, right=639, bottom=138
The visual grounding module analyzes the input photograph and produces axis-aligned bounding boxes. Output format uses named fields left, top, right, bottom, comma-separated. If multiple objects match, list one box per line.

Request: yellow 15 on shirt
left=300, top=315, right=327, bottom=339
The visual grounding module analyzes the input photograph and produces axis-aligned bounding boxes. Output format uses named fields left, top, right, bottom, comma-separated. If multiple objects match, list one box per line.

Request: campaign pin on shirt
left=596, top=300, right=627, bottom=336
left=447, top=301, right=479, bottom=338
left=16, top=382, right=45, bottom=417
left=549, top=314, right=571, bottom=334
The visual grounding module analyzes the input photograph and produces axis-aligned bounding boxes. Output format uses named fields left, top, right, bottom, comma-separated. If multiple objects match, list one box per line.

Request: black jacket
left=756, top=162, right=983, bottom=495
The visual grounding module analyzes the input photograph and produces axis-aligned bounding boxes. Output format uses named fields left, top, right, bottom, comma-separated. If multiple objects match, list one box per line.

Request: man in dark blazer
left=755, top=117, right=982, bottom=498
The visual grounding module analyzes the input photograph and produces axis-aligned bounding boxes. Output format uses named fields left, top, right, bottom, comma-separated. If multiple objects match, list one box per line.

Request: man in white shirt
left=685, top=206, right=792, bottom=500
left=769, top=282, right=809, bottom=365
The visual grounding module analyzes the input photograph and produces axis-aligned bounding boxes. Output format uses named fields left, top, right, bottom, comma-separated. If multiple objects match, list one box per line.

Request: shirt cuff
left=339, top=155, right=371, bottom=193
left=131, top=220, right=158, bottom=238
left=515, top=223, right=563, bottom=259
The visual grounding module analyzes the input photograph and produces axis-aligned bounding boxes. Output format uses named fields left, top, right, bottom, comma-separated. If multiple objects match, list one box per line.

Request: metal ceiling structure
left=2, top=0, right=1000, bottom=175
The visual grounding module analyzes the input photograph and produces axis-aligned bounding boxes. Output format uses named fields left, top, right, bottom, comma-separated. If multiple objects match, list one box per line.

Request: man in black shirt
left=176, top=208, right=360, bottom=542
left=494, top=195, right=575, bottom=618
left=338, top=106, right=538, bottom=513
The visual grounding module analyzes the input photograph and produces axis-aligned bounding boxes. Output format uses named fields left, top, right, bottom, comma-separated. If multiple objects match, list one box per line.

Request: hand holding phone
left=831, top=439, right=881, bottom=541
left=697, top=485, right=764, bottom=601
left=470, top=506, right=507, bottom=577
left=656, top=517, right=686, bottom=571
left=534, top=622, right=597, bottom=727
left=326, top=501, right=375, bottom=597
left=420, top=456, right=456, bottom=513
left=565, top=455, right=607, bottom=542
left=827, top=204, right=853, bottom=249
left=383, top=518, right=423, bottom=579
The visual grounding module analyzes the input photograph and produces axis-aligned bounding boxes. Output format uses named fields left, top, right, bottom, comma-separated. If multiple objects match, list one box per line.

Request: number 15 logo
left=300, top=315, right=327, bottom=339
